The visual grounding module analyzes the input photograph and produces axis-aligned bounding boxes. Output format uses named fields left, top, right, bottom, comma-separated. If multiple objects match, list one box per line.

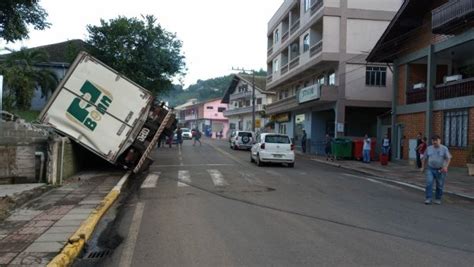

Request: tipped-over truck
left=39, top=52, right=176, bottom=172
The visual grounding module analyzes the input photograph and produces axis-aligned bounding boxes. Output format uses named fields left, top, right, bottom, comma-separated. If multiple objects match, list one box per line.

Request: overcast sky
left=0, top=0, right=283, bottom=87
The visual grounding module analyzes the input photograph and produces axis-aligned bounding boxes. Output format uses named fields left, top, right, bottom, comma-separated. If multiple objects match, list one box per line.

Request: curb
left=47, top=171, right=132, bottom=267
left=309, top=158, right=474, bottom=201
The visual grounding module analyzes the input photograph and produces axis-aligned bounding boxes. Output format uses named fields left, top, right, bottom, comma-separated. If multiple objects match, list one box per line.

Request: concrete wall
left=347, top=0, right=402, bottom=11
left=322, top=16, right=340, bottom=53
left=346, top=19, right=390, bottom=54
left=345, top=63, right=393, bottom=101
left=324, top=0, right=341, bottom=8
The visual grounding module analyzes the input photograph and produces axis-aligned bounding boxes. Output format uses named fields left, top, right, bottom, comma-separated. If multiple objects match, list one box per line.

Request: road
left=97, top=138, right=474, bottom=266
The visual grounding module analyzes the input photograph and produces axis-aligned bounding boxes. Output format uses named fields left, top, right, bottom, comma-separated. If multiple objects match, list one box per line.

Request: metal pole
left=252, top=71, right=256, bottom=132
left=0, top=75, right=3, bottom=112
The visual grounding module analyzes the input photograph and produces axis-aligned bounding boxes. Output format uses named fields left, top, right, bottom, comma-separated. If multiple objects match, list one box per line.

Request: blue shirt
left=425, top=145, right=452, bottom=169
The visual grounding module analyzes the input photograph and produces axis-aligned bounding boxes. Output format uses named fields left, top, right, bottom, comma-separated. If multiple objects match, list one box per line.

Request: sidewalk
left=0, top=171, right=124, bottom=265
left=296, top=151, right=474, bottom=200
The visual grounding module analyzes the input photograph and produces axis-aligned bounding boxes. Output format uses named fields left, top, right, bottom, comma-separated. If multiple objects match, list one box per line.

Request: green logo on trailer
left=66, top=81, right=113, bottom=131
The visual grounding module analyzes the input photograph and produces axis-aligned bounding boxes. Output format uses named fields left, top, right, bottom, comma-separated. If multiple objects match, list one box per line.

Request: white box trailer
left=40, top=52, right=176, bottom=171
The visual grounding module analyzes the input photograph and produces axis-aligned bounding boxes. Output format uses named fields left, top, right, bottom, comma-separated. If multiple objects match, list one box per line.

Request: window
left=444, top=109, right=468, bottom=147
left=206, top=106, right=213, bottom=109
left=366, top=66, right=387, bottom=86
left=218, top=107, right=226, bottom=112
left=317, top=75, right=325, bottom=85
left=273, top=59, right=279, bottom=73
left=265, top=135, right=290, bottom=144
left=303, top=34, right=310, bottom=52
left=274, top=29, right=279, bottom=44
left=279, top=124, right=287, bottom=134
left=257, top=98, right=262, bottom=104
left=245, top=99, right=251, bottom=106
left=304, top=0, right=311, bottom=12
left=328, top=72, right=336, bottom=85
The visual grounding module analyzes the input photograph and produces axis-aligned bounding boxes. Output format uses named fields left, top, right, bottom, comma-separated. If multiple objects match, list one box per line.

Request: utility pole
left=232, top=67, right=256, bottom=132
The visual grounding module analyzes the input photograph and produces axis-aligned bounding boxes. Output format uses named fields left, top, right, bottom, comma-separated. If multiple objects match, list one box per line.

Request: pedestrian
left=193, top=128, right=202, bottom=146
left=381, top=134, right=390, bottom=155
left=176, top=127, right=183, bottom=147
left=400, top=135, right=406, bottom=159
left=325, top=134, right=333, bottom=161
left=363, top=134, right=371, bottom=163
left=417, top=136, right=427, bottom=161
left=421, top=135, right=451, bottom=205
left=301, top=130, right=307, bottom=153
left=167, top=133, right=173, bottom=148
left=416, top=132, right=423, bottom=168
left=219, top=129, right=223, bottom=139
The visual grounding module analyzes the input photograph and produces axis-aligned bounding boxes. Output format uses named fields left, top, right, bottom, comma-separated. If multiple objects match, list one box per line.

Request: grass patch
left=12, top=110, right=41, bottom=122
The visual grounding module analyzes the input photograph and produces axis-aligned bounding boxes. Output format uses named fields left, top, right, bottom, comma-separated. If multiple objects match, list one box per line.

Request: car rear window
left=265, top=135, right=290, bottom=144
left=238, top=132, right=252, bottom=137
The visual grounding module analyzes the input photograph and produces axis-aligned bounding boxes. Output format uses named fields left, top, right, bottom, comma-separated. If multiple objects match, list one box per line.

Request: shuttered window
left=444, top=109, right=468, bottom=147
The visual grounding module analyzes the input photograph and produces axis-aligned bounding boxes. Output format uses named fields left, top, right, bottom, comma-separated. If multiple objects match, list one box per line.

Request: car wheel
left=288, top=162, right=294, bottom=168
left=250, top=153, right=255, bottom=163
left=256, top=154, right=263, bottom=167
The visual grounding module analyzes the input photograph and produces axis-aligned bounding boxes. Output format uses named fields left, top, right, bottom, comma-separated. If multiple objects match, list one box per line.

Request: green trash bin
left=332, top=138, right=353, bottom=159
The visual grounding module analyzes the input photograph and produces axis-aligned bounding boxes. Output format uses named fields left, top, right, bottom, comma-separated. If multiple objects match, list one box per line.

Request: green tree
left=86, top=15, right=186, bottom=95
left=0, top=48, right=58, bottom=110
left=0, top=0, right=50, bottom=42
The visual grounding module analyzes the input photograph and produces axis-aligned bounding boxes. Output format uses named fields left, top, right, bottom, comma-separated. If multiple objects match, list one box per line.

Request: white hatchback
left=250, top=133, right=295, bottom=167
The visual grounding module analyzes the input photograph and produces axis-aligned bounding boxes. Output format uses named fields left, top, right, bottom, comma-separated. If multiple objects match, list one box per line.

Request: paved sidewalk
left=296, top=151, right=474, bottom=200
left=0, top=172, right=124, bottom=265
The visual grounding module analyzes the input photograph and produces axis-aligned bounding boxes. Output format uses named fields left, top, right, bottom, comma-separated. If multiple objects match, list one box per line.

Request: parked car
left=229, top=131, right=255, bottom=150
left=181, top=128, right=192, bottom=139
left=250, top=133, right=295, bottom=167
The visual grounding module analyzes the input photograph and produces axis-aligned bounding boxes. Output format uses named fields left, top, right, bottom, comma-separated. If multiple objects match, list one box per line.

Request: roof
left=1, top=39, right=91, bottom=64
left=367, top=0, right=445, bottom=63
left=221, top=74, right=272, bottom=103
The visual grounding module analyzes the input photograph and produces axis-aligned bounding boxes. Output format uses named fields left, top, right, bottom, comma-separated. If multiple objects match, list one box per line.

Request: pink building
left=182, top=98, right=229, bottom=139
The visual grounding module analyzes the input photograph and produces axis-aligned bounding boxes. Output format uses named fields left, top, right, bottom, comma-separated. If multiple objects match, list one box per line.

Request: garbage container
left=353, top=139, right=364, bottom=160
left=380, top=153, right=389, bottom=165
left=332, top=138, right=353, bottom=160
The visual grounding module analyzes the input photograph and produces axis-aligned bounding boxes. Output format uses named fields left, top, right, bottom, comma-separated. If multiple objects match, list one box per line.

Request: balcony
left=184, top=114, right=198, bottom=121
left=267, top=74, right=273, bottom=83
left=281, top=31, right=289, bottom=43
left=267, top=47, right=273, bottom=57
left=290, top=19, right=300, bottom=35
left=265, top=95, right=298, bottom=115
left=223, top=105, right=264, bottom=117
left=432, top=0, right=474, bottom=34
left=434, top=78, right=474, bottom=100
left=310, top=41, right=322, bottom=57
left=406, top=89, right=427, bottom=104
left=229, top=91, right=253, bottom=101
left=310, top=0, right=323, bottom=16
left=280, top=63, right=289, bottom=75
left=289, top=56, right=300, bottom=70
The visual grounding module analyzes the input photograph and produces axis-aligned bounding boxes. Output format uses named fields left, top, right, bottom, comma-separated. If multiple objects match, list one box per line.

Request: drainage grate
left=86, top=249, right=113, bottom=259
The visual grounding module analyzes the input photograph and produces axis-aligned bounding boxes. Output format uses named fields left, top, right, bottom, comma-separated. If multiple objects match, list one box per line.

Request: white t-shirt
left=363, top=138, right=371, bottom=150
left=382, top=138, right=390, bottom=147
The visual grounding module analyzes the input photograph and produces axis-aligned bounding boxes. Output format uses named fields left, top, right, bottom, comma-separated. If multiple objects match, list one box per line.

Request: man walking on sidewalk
left=363, top=134, right=371, bottom=163
left=301, top=130, right=307, bottom=153
left=421, top=135, right=452, bottom=205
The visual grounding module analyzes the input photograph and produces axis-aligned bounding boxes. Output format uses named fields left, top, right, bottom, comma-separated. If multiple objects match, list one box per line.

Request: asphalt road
left=98, top=138, right=474, bottom=267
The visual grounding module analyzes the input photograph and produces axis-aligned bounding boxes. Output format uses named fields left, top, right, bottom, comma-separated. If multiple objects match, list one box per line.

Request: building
left=175, top=98, right=199, bottom=126
left=181, top=98, right=229, bottom=138
left=221, top=74, right=275, bottom=133
left=367, top=0, right=474, bottom=167
left=1, top=39, right=90, bottom=110
left=265, top=0, right=402, bottom=154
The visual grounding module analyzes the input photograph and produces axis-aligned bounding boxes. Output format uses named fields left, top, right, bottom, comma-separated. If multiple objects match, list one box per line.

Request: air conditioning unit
left=413, top=83, right=426, bottom=90
left=444, top=74, right=462, bottom=83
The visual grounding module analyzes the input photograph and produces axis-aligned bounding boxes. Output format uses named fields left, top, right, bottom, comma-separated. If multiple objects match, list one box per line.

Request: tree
left=86, top=15, right=186, bottom=95
left=0, top=0, right=50, bottom=42
left=0, top=48, right=58, bottom=110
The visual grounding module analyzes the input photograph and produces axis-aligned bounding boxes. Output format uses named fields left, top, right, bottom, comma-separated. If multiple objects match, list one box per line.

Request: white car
left=181, top=128, right=192, bottom=139
left=229, top=131, right=255, bottom=150
left=251, top=133, right=295, bottom=167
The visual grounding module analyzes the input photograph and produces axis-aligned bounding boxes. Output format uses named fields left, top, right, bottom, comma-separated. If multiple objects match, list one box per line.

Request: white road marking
left=141, top=172, right=160, bottom=188
left=239, top=171, right=263, bottom=185
left=153, top=164, right=233, bottom=167
left=178, top=170, right=191, bottom=187
left=207, top=169, right=229, bottom=187
left=342, top=173, right=401, bottom=190
left=119, top=202, right=145, bottom=267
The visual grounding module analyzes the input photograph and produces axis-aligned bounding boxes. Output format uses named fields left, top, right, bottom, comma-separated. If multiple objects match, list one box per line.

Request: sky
left=0, top=0, right=283, bottom=88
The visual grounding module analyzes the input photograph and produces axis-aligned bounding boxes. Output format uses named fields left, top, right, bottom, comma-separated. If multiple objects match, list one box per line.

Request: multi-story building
left=265, top=0, right=402, bottom=154
left=367, top=0, right=474, bottom=167
left=221, top=74, right=274, bottom=133
left=181, top=98, right=229, bottom=139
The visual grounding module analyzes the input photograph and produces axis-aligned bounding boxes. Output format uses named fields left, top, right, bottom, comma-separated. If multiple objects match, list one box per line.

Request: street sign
left=255, top=119, right=261, bottom=128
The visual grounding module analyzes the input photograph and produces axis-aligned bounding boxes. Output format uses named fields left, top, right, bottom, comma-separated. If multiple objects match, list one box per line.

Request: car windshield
left=182, top=128, right=190, bottom=132
left=238, top=132, right=252, bottom=137
left=265, top=135, right=290, bottom=144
